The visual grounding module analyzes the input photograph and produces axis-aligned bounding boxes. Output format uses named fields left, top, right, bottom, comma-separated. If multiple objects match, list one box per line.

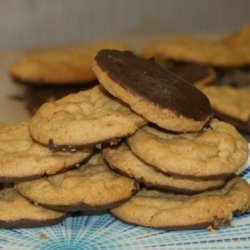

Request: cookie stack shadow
left=1, top=49, right=250, bottom=231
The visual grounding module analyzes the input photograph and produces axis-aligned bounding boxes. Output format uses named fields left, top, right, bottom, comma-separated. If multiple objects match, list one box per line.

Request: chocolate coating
left=0, top=215, right=68, bottom=229
left=95, top=50, right=212, bottom=121
left=162, top=60, right=210, bottom=84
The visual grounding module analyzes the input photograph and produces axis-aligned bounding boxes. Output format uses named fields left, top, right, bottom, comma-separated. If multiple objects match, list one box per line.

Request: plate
left=0, top=51, right=250, bottom=250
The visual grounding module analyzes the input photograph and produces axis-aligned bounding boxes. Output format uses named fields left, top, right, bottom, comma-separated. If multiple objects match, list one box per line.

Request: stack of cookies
left=1, top=49, right=249, bottom=230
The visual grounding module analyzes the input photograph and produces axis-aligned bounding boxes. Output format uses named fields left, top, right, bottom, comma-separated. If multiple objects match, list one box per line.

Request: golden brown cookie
left=10, top=41, right=129, bottom=85
left=223, top=24, right=250, bottom=63
left=0, top=188, right=66, bottom=228
left=16, top=157, right=138, bottom=212
left=141, top=36, right=247, bottom=67
left=102, top=143, right=226, bottom=193
left=128, top=119, right=249, bottom=178
left=22, top=83, right=95, bottom=116
left=29, top=85, right=145, bottom=149
left=0, top=121, right=93, bottom=182
left=202, top=85, right=250, bottom=133
left=111, top=177, right=250, bottom=230
left=93, top=49, right=212, bottom=132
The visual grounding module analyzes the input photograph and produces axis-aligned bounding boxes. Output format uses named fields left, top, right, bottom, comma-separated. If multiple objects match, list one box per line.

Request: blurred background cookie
left=9, top=41, right=130, bottom=115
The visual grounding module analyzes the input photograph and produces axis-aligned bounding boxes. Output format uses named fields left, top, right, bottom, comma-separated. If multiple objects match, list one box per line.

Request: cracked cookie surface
left=111, top=177, right=250, bottom=229
left=29, top=85, right=145, bottom=147
left=16, top=156, right=138, bottom=212
left=128, top=119, right=249, bottom=177
left=0, top=121, right=93, bottom=182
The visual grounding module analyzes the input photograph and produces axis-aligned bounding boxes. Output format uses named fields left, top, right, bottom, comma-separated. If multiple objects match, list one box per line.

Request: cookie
left=0, top=121, right=93, bottom=182
left=128, top=119, right=249, bottom=178
left=16, top=157, right=138, bottom=212
left=141, top=36, right=247, bottom=67
left=102, top=143, right=226, bottom=193
left=201, top=86, right=250, bottom=133
left=111, top=177, right=250, bottom=230
left=93, top=49, right=212, bottom=132
left=161, top=60, right=216, bottom=88
left=10, top=41, right=129, bottom=85
left=29, top=85, right=145, bottom=148
left=20, top=82, right=96, bottom=115
left=223, top=24, right=250, bottom=63
left=0, top=188, right=66, bottom=228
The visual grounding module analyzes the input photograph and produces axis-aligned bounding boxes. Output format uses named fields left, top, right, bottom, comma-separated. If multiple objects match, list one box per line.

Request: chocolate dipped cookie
left=93, top=49, right=212, bottom=132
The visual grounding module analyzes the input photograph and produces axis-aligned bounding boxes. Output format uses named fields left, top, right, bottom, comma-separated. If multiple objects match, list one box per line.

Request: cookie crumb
left=207, top=225, right=217, bottom=234
left=39, top=233, right=46, bottom=240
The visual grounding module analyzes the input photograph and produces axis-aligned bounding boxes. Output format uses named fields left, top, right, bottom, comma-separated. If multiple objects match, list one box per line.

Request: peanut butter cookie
left=111, top=177, right=250, bottom=229
left=102, top=143, right=226, bottom=193
left=10, top=41, right=129, bottom=85
left=29, top=85, right=145, bottom=149
left=16, top=157, right=138, bottom=212
left=202, top=85, right=250, bottom=133
left=0, top=188, right=66, bottom=228
left=128, top=119, right=248, bottom=178
left=93, top=50, right=212, bottom=132
left=0, top=121, right=93, bottom=182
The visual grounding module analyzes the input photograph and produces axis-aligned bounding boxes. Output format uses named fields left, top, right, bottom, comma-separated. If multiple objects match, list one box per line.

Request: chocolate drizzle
left=95, top=50, right=212, bottom=121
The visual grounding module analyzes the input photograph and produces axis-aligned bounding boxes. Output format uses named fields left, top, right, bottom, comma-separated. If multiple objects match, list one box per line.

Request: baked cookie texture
left=0, top=121, right=93, bottom=182
left=10, top=41, right=130, bottom=85
left=0, top=188, right=66, bottom=228
left=111, top=177, right=250, bottom=229
left=128, top=119, right=249, bottom=178
left=29, top=85, right=146, bottom=147
left=201, top=86, right=250, bottom=133
left=102, top=143, right=226, bottom=193
left=16, top=158, right=138, bottom=212
left=93, top=49, right=212, bottom=132
left=141, top=36, right=247, bottom=67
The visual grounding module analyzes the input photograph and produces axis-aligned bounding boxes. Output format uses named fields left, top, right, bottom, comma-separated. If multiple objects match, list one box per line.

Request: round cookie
left=16, top=157, right=138, bottom=212
left=141, top=36, right=247, bottom=67
left=0, top=121, right=93, bottom=182
left=10, top=41, right=130, bottom=85
left=111, top=177, right=250, bottom=230
left=0, top=188, right=66, bottom=228
left=93, top=49, right=212, bottom=132
left=128, top=119, right=249, bottom=178
left=201, top=85, right=250, bottom=133
left=102, top=143, right=226, bottom=193
left=29, top=85, right=145, bottom=148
